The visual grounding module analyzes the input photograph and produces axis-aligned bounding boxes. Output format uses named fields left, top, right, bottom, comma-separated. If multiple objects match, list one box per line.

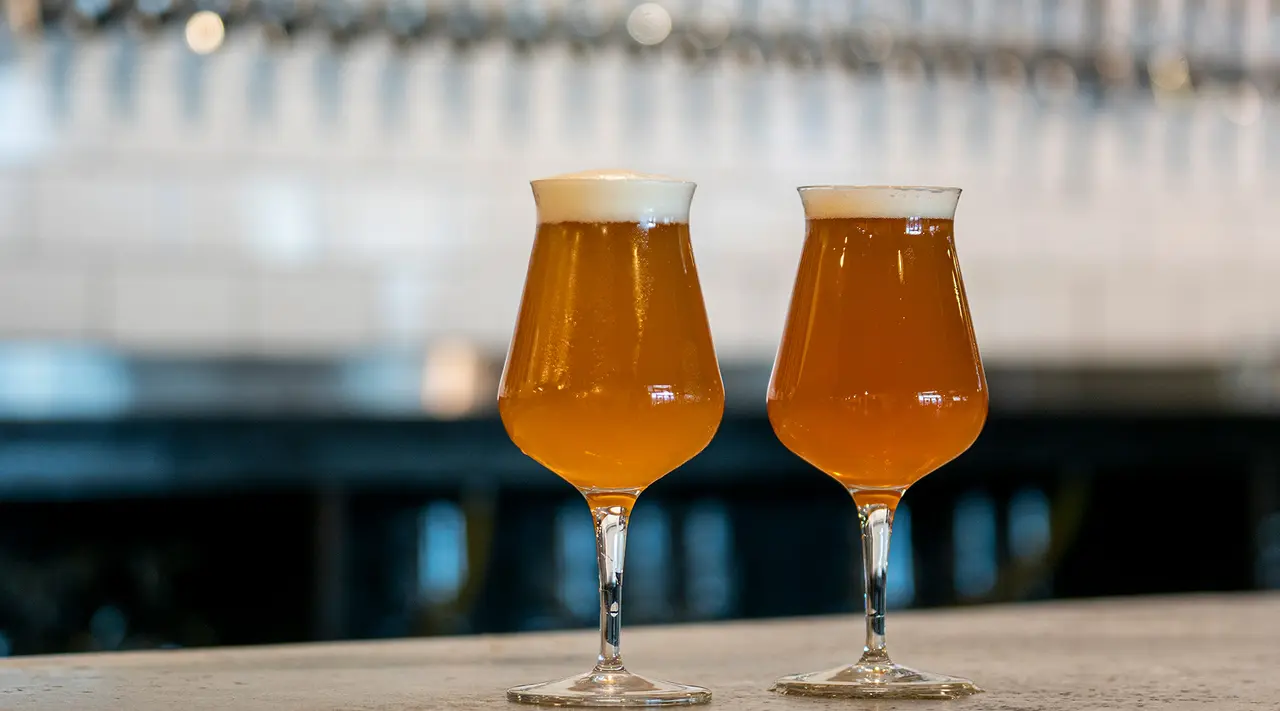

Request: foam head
left=531, top=169, right=695, bottom=225
left=798, top=185, right=961, bottom=220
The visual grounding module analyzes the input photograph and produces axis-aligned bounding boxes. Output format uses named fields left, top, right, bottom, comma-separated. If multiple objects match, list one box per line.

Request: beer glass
left=499, top=170, right=723, bottom=706
left=767, top=186, right=987, bottom=698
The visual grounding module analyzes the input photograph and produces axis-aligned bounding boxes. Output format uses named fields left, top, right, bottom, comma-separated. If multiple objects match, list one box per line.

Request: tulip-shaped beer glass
left=767, top=187, right=987, bottom=699
left=498, top=170, right=724, bottom=706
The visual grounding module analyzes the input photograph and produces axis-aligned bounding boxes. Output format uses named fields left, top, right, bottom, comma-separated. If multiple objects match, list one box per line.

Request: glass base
left=771, top=658, right=982, bottom=699
left=507, top=668, right=712, bottom=707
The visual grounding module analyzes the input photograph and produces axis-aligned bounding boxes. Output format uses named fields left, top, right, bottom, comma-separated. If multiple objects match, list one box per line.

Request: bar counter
left=1, top=594, right=1275, bottom=709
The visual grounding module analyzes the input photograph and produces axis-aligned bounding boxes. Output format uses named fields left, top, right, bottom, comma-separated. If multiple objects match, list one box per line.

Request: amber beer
left=499, top=173, right=724, bottom=503
left=767, top=187, right=986, bottom=699
left=500, top=171, right=719, bottom=705
left=768, top=190, right=987, bottom=499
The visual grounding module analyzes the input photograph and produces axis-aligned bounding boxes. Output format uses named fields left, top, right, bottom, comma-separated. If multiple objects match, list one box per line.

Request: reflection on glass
left=767, top=186, right=987, bottom=699
left=498, top=170, right=723, bottom=706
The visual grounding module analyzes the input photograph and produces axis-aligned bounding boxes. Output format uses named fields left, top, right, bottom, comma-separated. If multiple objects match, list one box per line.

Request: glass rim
left=531, top=176, right=695, bottom=188
left=797, top=185, right=961, bottom=195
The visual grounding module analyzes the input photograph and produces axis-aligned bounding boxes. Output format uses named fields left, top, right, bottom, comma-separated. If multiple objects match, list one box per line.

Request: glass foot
left=771, top=658, right=982, bottom=699
left=507, top=668, right=711, bottom=707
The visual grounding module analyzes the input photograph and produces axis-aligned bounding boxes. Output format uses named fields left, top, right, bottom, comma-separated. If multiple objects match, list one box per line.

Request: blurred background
left=0, top=0, right=1278, bottom=657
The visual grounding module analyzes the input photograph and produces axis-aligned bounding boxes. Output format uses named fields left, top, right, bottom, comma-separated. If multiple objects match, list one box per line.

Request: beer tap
left=503, top=0, right=549, bottom=53
left=257, top=0, right=314, bottom=42
left=1032, top=54, right=1079, bottom=105
left=319, top=0, right=370, bottom=44
left=562, top=0, right=613, bottom=52
left=444, top=0, right=490, bottom=49
left=130, top=0, right=181, bottom=33
left=832, top=0, right=893, bottom=72
left=937, top=45, right=978, bottom=87
left=675, top=0, right=733, bottom=62
left=69, top=0, right=123, bottom=29
left=727, top=0, right=770, bottom=65
left=384, top=0, right=430, bottom=46
left=776, top=0, right=824, bottom=69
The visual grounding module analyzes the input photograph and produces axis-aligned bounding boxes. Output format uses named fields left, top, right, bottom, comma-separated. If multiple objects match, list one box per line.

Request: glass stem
left=858, top=501, right=894, bottom=664
left=593, top=504, right=629, bottom=672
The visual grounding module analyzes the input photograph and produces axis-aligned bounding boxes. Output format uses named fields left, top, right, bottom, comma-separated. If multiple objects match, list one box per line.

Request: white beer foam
left=531, top=169, right=695, bottom=224
left=799, top=186, right=961, bottom=220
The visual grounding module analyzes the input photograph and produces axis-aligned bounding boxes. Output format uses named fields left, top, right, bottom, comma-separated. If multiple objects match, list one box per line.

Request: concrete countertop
left=1, top=594, right=1276, bottom=710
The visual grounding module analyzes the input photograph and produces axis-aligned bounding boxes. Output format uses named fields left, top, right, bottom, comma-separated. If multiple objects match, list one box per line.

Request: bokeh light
left=625, top=3, right=672, bottom=46
left=185, top=11, right=226, bottom=55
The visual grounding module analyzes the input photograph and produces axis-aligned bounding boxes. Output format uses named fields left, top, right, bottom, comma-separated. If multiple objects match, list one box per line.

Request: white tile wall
left=0, top=176, right=34, bottom=248
left=252, top=268, right=378, bottom=355
left=1, top=39, right=1278, bottom=363
left=0, top=261, right=95, bottom=338
left=106, top=265, right=249, bottom=353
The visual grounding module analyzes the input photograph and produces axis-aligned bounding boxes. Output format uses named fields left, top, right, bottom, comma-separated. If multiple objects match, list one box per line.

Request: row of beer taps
left=4, top=0, right=1278, bottom=95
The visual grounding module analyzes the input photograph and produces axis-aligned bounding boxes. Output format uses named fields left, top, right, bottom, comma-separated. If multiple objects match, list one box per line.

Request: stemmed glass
left=498, top=170, right=724, bottom=706
left=766, top=186, right=987, bottom=698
